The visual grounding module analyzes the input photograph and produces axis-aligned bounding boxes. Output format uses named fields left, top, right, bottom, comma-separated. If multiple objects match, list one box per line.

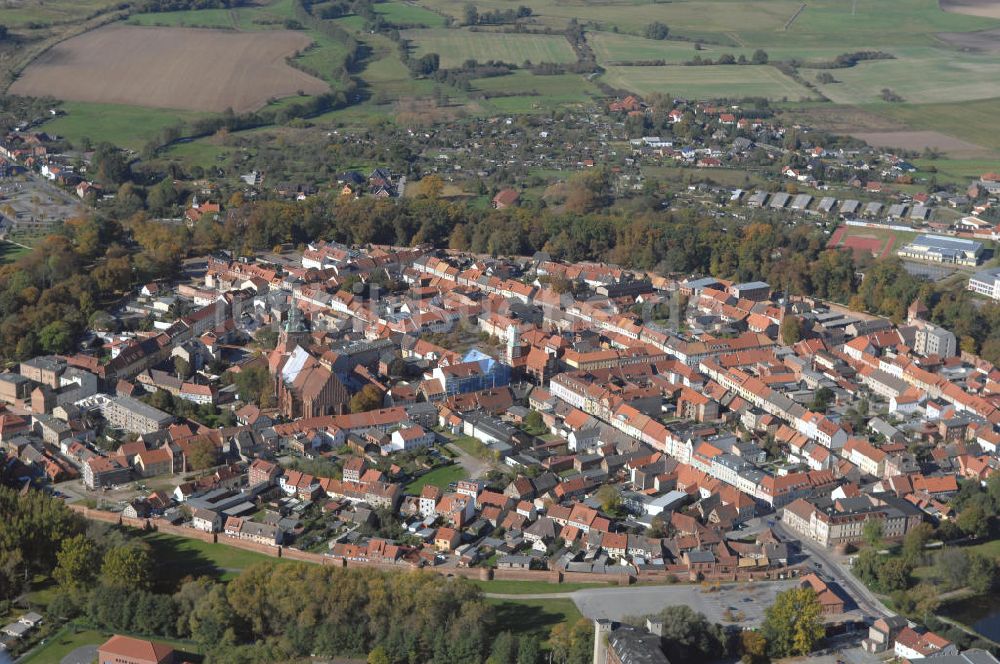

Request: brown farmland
left=10, top=24, right=330, bottom=112
left=940, top=0, right=1000, bottom=18
left=851, top=130, right=989, bottom=158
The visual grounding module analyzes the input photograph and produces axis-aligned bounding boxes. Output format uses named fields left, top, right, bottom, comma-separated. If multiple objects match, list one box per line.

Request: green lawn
left=486, top=598, right=584, bottom=640
left=126, top=0, right=298, bottom=30
left=470, top=71, right=602, bottom=113
left=405, top=463, right=468, bottom=492
left=602, top=64, right=817, bottom=101
left=141, top=531, right=288, bottom=587
left=43, top=101, right=210, bottom=151
left=376, top=1, right=448, bottom=27
left=470, top=579, right=607, bottom=594
left=402, top=28, right=577, bottom=68
left=0, top=241, right=32, bottom=265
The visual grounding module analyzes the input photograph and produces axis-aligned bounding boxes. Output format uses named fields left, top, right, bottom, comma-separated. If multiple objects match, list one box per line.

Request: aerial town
left=0, top=1, right=999, bottom=658
left=0, top=220, right=998, bottom=662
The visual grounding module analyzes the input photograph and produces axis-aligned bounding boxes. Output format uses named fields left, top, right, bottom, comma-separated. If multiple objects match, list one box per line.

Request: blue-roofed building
left=899, top=234, right=983, bottom=266
left=431, top=351, right=510, bottom=396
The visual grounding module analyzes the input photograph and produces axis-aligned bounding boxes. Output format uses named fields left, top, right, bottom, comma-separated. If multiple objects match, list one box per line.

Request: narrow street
left=773, top=520, right=893, bottom=619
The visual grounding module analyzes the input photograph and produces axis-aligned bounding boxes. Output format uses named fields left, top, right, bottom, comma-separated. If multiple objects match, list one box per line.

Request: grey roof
left=927, top=651, right=1000, bottom=664
left=791, top=194, right=813, bottom=210
left=840, top=199, right=860, bottom=214
left=607, top=624, right=671, bottom=664
left=769, top=193, right=791, bottom=208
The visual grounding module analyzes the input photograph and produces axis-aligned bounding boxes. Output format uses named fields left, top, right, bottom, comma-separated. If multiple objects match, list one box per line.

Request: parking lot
left=0, top=173, right=86, bottom=241
left=570, top=578, right=799, bottom=627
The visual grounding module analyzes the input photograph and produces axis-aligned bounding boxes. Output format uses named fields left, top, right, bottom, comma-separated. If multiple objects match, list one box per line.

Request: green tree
left=645, top=21, right=669, bottom=39
left=877, top=558, right=912, bottom=593
left=752, top=49, right=769, bottom=64
left=957, top=504, right=990, bottom=539
left=762, top=587, right=824, bottom=657
left=596, top=484, right=622, bottom=515
left=901, top=522, right=933, bottom=564
left=523, top=409, right=545, bottom=434
left=53, top=534, right=99, bottom=598
left=517, top=635, right=541, bottom=664
left=652, top=605, right=725, bottom=662
left=780, top=315, right=802, bottom=345
left=38, top=320, right=74, bottom=354
left=101, top=544, right=153, bottom=591
left=810, top=386, right=835, bottom=413
left=174, top=356, right=192, bottom=380
left=967, top=552, right=997, bottom=594
left=863, top=518, right=884, bottom=549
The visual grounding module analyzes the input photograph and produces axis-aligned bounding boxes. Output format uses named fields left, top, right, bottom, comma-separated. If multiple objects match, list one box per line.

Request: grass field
left=869, top=98, right=1000, bottom=154
left=811, top=47, right=1000, bottom=106
left=402, top=28, right=577, bottom=68
left=471, top=71, right=602, bottom=112
left=416, top=0, right=995, bottom=44
left=469, top=579, right=607, bottom=594
left=0, top=0, right=120, bottom=27
left=42, top=101, right=209, bottom=151
left=405, top=463, right=468, bottom=492
left=589, top=31, right=847, bottom=65
left=142, top=531, right=288, bottom=586
left=376, top=2, right=447, bottom=27
left=602, top=64, right=816, bottom=101
left=487, top=598, right=584, bottom=640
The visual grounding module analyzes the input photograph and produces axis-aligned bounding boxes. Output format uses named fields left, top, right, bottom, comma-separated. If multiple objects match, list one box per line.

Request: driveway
left=443, top=440, right=491, bottom=479
left=60, top=645, right=97, bottom=664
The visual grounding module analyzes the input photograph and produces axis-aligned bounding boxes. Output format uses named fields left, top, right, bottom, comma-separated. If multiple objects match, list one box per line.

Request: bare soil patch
left=851, top=130, right=989, bottom=158
left=10, top=23, right=329, bottom=112
left=782, top=105, right=906, bottom=134
left=936, top=27, right=1000, bottom=52
left=940, top=0, right=1000, bottom=19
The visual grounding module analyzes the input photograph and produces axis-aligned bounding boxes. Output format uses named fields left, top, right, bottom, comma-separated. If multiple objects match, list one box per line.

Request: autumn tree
left=188, top=438, right=220, bottom=471
left=761, top=587, right=824, bottom=657
left=350, top=384, right=384, bottom=413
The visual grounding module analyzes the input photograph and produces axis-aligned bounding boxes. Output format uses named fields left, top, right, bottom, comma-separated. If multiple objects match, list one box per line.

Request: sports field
left=828, top=224, right=918, bottom=259
left=402, top=28, right=577, bottom=67
left=10, top=23, right=329, bottom=112
left=602, top=64, right=816, bottom=101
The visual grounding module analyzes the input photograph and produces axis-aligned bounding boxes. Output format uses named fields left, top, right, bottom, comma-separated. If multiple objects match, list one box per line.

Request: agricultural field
left=470, top=71, right=602, bottom=113
left=402, top=28, right=577, bottom=67
left=0, top=0, right=120, bottom=28
left=602, top=64, right=816, bottom=101
left=809, top=47, right=1000, bottom=106
left=10, top=24, right=329, bottom=113
left=375, top=1, right=448, bottom=27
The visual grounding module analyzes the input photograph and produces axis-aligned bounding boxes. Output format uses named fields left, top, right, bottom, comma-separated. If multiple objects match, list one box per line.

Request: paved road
left=773, top=519, right=892, bottom=619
